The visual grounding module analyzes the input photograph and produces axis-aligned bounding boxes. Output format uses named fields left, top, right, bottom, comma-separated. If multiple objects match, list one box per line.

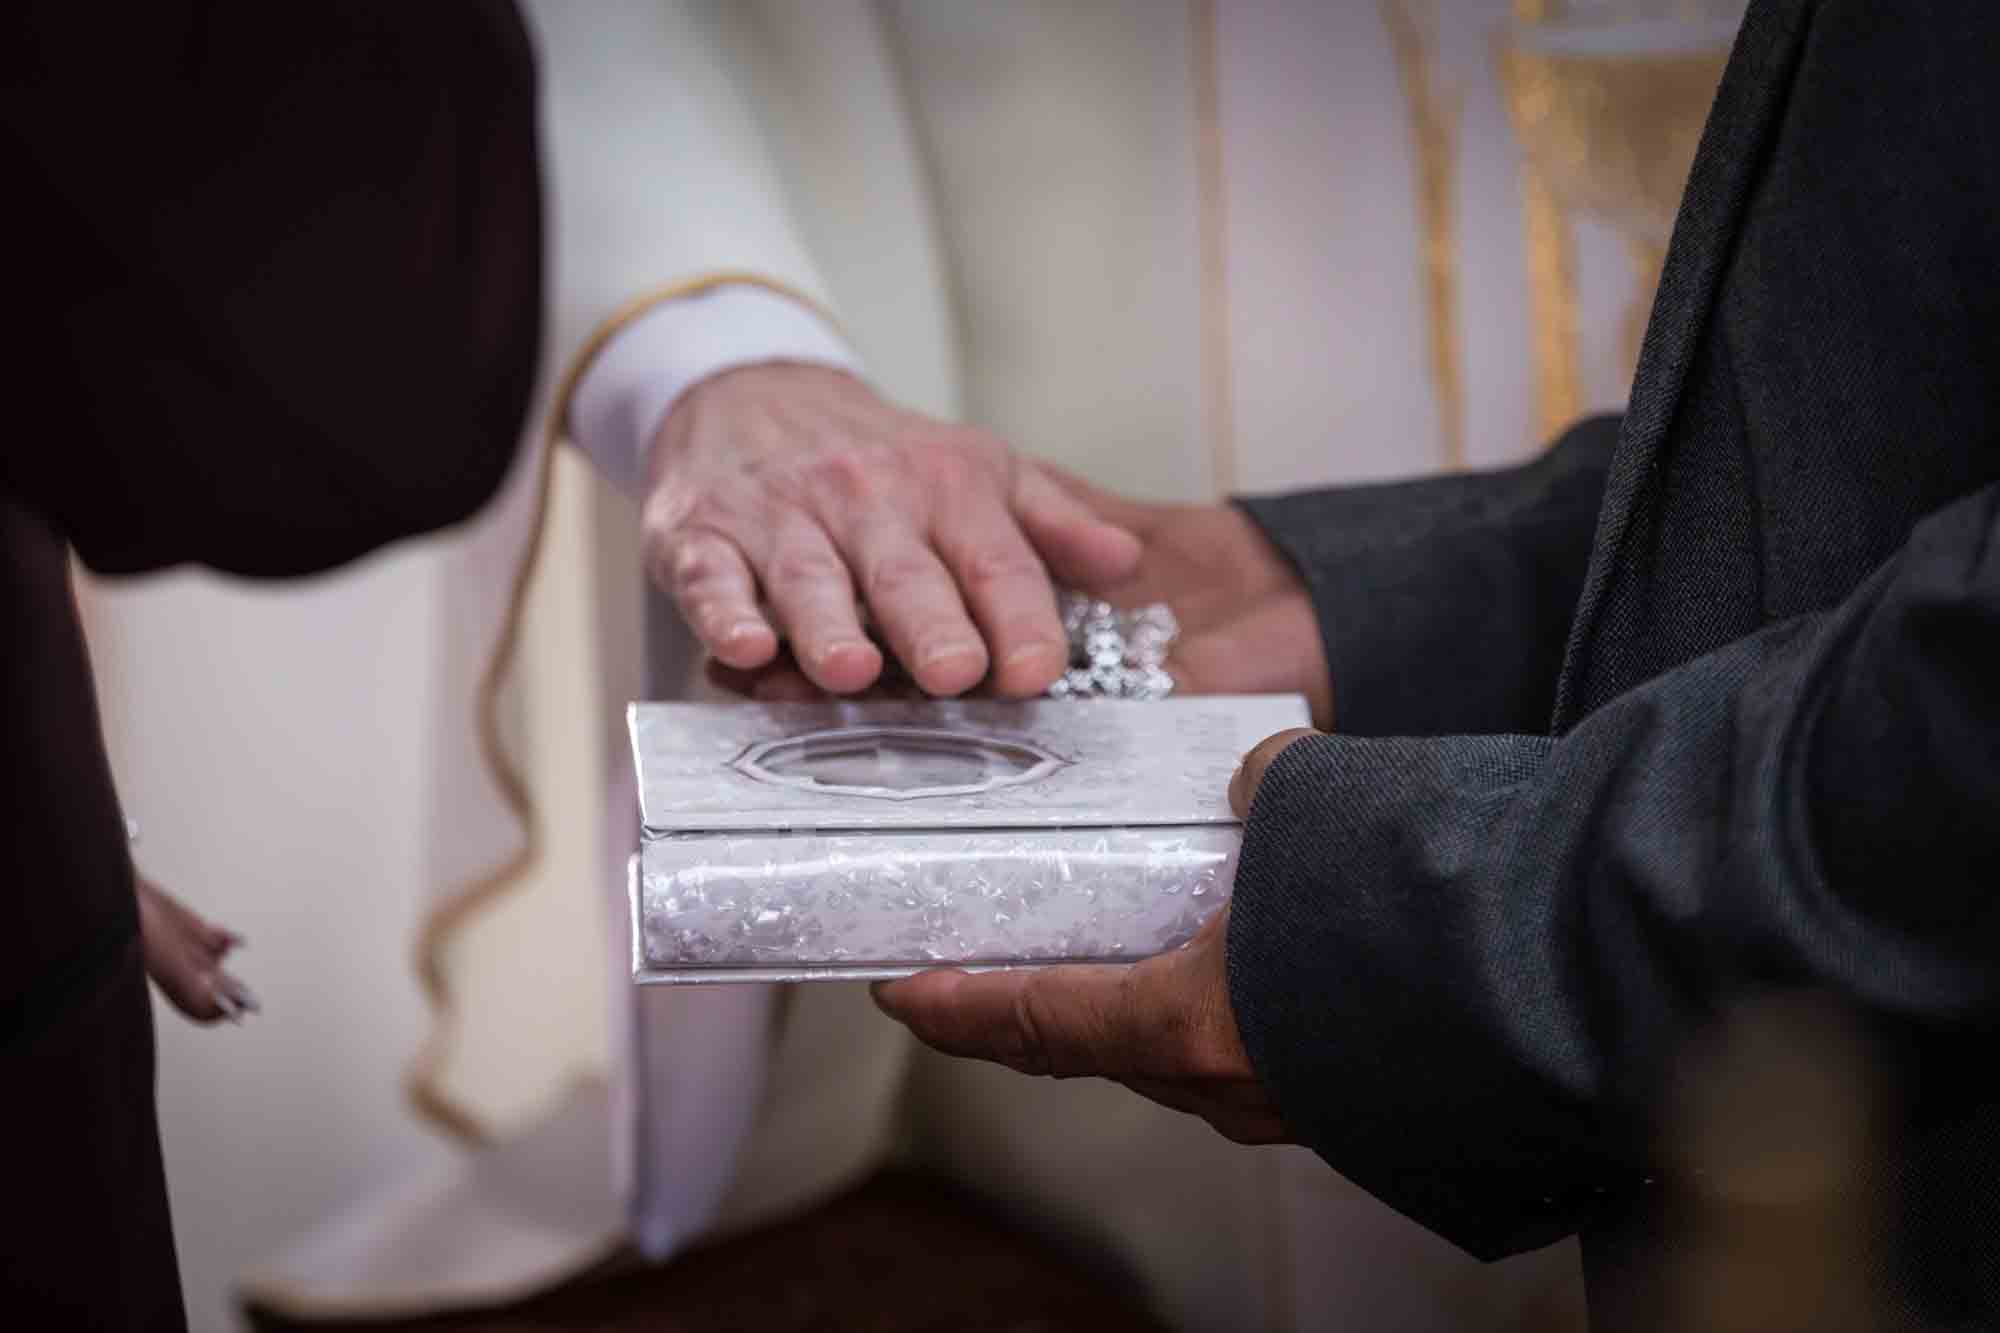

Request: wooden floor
left=244, top=1169, right=1168, bottom=1333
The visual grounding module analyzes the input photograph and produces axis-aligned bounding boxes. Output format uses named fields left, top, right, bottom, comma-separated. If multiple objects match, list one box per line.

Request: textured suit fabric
left=0, top=4, right=541, bottom=1328
left=1231, top=0, right=2000, bottom=1326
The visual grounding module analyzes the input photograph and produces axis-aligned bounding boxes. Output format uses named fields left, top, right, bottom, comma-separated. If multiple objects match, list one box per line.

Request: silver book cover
left=628, top=694, right=1309, bottom=983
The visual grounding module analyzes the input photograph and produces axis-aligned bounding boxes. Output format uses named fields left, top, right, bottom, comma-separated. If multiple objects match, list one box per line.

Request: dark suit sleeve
left=0, top=0, right=542, bottom=577
left=1234, top=414, right=1619, bottom=738
left=1226, top=478, right=2000, bottom=1261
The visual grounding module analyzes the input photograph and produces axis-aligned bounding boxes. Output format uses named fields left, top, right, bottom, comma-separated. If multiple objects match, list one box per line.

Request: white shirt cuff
left=569, top=283, right=863, bottom=494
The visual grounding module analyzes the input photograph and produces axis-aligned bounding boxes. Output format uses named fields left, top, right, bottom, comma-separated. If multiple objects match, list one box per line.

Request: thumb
left=1228, top=727, right=1320, bottom=819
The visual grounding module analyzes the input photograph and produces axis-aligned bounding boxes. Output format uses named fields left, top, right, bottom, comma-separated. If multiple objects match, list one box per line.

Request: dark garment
left=1231, top=0, right=2000, bottom=1328
left=0, top=4, right=542, bottom=1328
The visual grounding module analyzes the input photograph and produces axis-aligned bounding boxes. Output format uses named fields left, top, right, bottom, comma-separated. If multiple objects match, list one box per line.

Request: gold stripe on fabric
left=1504, top=0, right=1585, bottom=443
left=1380, top=0, right=1467, bottom=471
left=1625, top=236, right=1668, bottom=377
left=1501, top=7, right=1729, bottom=437
left=1516, top=164, right=1584, bottom=441
left=406, top=271, right=840, bottom=1144
left=1192, top=0, right=1238, bottom=500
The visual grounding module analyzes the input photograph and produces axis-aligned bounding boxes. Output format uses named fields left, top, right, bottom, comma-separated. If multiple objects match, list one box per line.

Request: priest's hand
left=871, top=907, right=1289, bottom=1145
left=646, top=363, right=1142, bottom=698
left=681, top=389, right=1334, bottom=725
left=137, top=874, right=257, bottom=1025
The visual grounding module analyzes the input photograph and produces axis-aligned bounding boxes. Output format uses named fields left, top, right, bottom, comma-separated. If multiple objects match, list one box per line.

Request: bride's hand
left=136, top=873, right=257, bottom=1025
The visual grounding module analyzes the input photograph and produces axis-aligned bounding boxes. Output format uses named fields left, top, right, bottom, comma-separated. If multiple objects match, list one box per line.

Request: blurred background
left=77, top=1, right=1743, bottom=1328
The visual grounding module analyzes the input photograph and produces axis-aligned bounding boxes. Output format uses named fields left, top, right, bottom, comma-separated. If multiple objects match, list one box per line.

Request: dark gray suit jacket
left=1231, top=0, right=1999, bottom=1326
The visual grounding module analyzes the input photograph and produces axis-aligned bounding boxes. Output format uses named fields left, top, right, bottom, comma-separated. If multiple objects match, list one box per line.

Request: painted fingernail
left=215, top=973, right=261, bottom=1019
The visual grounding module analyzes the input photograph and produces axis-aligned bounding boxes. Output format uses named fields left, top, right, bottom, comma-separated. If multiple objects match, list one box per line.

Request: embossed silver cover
left=628, top=695, right=1308, bottom=983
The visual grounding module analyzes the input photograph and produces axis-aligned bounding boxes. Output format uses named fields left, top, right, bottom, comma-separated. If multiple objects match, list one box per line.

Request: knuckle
left=922, top=437, right=992, bottom=490
left=863, top=552, right=940, bottom=604
left=667, top=542, right=730, bottom=595
left=659, top=491, right=746, bottom=545
left=767, top=545, right=847, bottom=589
left=1010, top=983, right=1055, bottom=1078
left=737, top=455, right=812, bottom=510
left=804, top=448, right=879, bottom=506
left=959, top=542, right=1046, bottom=592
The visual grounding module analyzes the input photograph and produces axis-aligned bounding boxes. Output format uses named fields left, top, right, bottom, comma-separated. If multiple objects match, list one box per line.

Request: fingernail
left=216, top=973, right=261, bottom=1018
left=815, top=638, right=871, bottom=667
left=917, top=639, right=980, bottom=669
left=1001, top=641, right=1061, bottom=671
left=720, top=619, right=767, bottom=646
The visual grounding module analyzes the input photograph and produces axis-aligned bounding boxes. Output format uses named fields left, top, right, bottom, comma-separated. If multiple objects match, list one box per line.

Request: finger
left=1022, top=458, right=1153, bottom=533
left=872, top=964, right=1143, bottom=1079
left=149, top=883, right=237, bottom=960
left=1013, top=462, right=1144, bottom=588
left=136, top=881, right=222, bottom=1019
left=177, top=901, right=240, bottom=960
left=153, top=962, right=227, bottom=1023
left=654, top=530, right=779, bottom=671
left=837, top=512, right=989, bottom=696
left=1228, top=727, right=1321, bottom=819
left=757, top=517, right=883, bottom=693
left=1169, top=612, right=1318, bottom=696
left=931, top=501, right=1067, bottom=697
left=139, top=922, right=226, bottom=1022
left=211, top=971, right=262, bottom=1020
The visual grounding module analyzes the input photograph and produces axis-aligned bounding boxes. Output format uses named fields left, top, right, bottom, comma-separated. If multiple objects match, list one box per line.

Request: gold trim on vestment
left=406, top=271, right=836, bottom=1144
left=1381, top=0, right=1468, bottom=471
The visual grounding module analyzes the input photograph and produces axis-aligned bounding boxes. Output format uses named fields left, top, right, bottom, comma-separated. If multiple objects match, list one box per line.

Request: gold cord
left=405, top=271, right=840, bottom=1143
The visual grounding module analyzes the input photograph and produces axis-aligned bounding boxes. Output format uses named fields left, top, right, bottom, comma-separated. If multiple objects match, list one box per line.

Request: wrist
left=571, top=282, right=864, bottom=495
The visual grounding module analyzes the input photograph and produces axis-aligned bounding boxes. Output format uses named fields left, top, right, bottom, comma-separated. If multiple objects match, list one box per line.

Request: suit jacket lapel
left=1550, top=0, right=1817, bottom=730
